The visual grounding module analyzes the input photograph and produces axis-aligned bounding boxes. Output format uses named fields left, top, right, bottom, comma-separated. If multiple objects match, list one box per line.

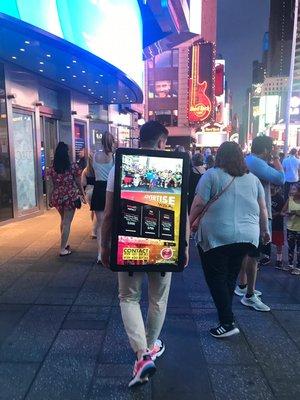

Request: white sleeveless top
left=93, top=153, right=114, bottom=181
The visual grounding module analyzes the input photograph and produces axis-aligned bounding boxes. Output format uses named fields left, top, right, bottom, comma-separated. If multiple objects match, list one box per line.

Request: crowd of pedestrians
left=46, top=121, right=300, bottom=388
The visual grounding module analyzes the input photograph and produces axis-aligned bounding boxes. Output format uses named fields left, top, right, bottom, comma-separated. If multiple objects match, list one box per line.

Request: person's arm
left=258, top=195, right=271, bottom=245
left=189, top=194, right=206, bottom=231
left=81, top=169, right=87, bottom=188
left=101, top=191, right=114, bottom=268
left=249, top=157, right=285, bottom=185
left=281, top=199, right=289, bottom=216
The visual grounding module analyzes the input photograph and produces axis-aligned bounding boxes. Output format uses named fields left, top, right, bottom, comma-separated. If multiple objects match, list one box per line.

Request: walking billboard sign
left=110, top=148, right=189, bottom=272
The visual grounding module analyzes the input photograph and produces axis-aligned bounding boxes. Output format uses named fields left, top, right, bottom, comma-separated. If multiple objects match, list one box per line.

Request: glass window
left=172, top=110, right=178, bottom=126
left=0, top=65, right=13, bottom=221
left=12, top=111, right=37, bottom=212
left=155, top=51, right=171, bottom=68
left=172, top=49, right=179, bottom=67
left=148, top=58, right=154, bottom=69
left=154, top=80, right=171, bottom=98
left=148, top=81, right=155, bottom=98
left=155, top=110, right=171, bottom=126
left=171, top=81, right=178, bottom=97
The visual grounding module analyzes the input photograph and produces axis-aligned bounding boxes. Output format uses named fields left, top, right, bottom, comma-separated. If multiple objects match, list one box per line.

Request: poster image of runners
left=116, top=154, right=183, bottom=267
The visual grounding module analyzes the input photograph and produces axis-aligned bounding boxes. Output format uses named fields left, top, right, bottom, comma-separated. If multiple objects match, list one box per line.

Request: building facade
left=144, top=0, right=219, bottom=150
left=0, top=0, right=197, bottom=223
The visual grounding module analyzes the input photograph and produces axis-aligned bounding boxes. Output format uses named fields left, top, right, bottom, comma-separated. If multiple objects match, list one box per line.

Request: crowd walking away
left=47, top=124, right=300, bottom=389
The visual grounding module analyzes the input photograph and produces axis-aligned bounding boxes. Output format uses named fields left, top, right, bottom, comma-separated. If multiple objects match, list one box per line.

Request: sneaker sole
left=210, top=327, right=240, bottom=338
left=241, top=299, right=270, bottom=312
left=128, top=365, right=156, bottom=388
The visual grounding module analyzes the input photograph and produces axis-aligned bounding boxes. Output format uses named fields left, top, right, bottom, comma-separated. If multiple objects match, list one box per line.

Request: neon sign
left=188, top=42, right=214, bottom=123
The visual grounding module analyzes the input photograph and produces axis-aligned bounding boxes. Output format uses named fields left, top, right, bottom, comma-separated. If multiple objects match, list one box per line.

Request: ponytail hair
left=101, top=131, right=115, bottom=155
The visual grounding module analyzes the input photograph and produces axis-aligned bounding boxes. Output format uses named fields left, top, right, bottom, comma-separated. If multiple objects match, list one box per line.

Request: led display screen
left=0, top=0, right=143, bottom=87
left=111, top=149, right=189, bottom=272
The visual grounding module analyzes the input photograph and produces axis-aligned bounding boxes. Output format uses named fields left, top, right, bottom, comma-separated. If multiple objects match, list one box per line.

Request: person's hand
left=261, top=231, right=271, bottom=245
left=190, top=216, right=200, bottom=233
left=183, top=247, right=189, bottom=268
left=101, top=247, right=110, bottom=268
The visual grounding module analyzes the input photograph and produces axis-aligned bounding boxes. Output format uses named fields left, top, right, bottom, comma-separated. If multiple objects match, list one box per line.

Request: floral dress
left=47, top=163, right=81, bottom=211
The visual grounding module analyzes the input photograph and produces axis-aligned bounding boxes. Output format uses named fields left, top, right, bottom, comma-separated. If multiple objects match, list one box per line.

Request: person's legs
left=245, top=256, right=258, bottom=296
left=200, top=246, right=234, bottom=325
left=60, top=209, right=75, bottom=252
left=238, top=257, right=248, bottom=286
left=58, top=208, right=64, bottom=235
left=145, top=272, right=172, bottom=349
left=118, top=272, right=148, bottom=356
left=226, top=246, right=249, bottom=309
left=287, top=229, right=296, bottom=266
left=95, top=211, right=104, bottom=262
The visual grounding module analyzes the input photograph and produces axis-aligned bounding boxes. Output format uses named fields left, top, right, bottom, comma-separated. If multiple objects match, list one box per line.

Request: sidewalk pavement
left=0, top=207, right=299, bottom=400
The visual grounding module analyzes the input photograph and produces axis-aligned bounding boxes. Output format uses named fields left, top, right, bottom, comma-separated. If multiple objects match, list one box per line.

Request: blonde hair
left=85, top=154, right=95, bottom=176
left=102, top=131, right=115, bottom=155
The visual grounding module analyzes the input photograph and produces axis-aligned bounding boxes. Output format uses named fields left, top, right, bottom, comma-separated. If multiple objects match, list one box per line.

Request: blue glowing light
left=0, top=0, right=143, bottom=88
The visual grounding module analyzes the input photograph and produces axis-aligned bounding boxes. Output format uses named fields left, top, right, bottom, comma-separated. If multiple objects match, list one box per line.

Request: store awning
left=0, top=12, right=143, bottom=104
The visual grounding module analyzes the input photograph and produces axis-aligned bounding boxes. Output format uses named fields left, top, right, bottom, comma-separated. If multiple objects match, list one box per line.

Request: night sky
left=217, top=0, right=270, bottom=123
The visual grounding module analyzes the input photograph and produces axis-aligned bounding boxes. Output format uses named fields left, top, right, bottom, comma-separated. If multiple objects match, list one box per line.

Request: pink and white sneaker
left=149, top=339, right=165, bottom=361
left=128, top=353, right=156, bottom=388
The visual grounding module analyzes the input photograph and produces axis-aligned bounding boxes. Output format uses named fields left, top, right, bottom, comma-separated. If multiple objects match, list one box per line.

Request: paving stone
left=192, top=308, right=257, bottom=365
left=272, top=310, right=300, bottom=347
left=208, top=365, right=274, bottom=400
left=0, top=362, right=40, bottom=400
left=75, top=270, right=117, bottom=306
left=0, top=272, right=53, bottom=304
left=26, top=330, right=104, bottom=400
left=238, top=312, right=300, bottom=396
left=151, top=317, right=214, bottom=400
left=47, top=265, right=91, bottom=288
left=0, top=304, right=30, bottom=345
left=35, top=287, right=79, bottom=305
left=100, top=308, right=133, bottom=365
left=89, top=364, right=151, bottom=400
left=0, top=305, right=68, bottom=362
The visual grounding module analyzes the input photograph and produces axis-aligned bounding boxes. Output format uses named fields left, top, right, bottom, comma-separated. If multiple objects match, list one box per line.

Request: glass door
left=11, top=110, right=38, bottom=214
left=40, top=116, right=58, bottom=205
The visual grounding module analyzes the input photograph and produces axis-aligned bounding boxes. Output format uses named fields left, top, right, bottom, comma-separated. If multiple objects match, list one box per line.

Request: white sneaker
left=291, top=267, right=300, bottom=275
left=241, top=294, right=270, bottom=312
left=234, top=286, right=262, bottom=297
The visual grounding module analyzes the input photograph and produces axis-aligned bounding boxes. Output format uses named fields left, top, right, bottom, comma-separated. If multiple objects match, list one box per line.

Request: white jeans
left=118, top=271, right=172, bottom=353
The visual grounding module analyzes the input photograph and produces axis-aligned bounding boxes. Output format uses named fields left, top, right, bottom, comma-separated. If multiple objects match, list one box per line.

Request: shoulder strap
left=197, top=175, right=235, bottom=220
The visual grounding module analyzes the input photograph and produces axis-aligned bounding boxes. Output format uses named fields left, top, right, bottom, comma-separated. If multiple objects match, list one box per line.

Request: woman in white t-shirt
left=190, top=142, right=270, bottom=339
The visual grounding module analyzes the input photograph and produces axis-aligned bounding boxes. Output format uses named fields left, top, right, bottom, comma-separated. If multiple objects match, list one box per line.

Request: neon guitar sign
left=188, top=44, right=212, bottom=122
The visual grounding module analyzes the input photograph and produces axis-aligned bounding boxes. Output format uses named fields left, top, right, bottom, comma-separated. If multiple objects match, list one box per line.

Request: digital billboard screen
left=0, top=0, right=143, bottom=87
left=111, top=149, right=189, bottom=272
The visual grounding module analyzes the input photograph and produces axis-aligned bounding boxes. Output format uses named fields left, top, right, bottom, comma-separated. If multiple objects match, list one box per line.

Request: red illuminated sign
left=188, top=42, right=214, bottom=123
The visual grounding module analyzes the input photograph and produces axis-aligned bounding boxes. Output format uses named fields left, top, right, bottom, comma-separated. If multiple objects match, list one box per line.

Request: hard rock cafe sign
left=188, top=44, right=212, bottom=122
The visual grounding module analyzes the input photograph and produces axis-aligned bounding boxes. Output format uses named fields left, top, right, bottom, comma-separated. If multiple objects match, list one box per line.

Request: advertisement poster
left=116, top=154, right=183, bottom=268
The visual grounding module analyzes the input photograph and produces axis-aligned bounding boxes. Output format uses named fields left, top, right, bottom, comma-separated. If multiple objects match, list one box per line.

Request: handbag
left=191, top=175, right=235, bottom=231
left=74, top=197, right=82, bottom=209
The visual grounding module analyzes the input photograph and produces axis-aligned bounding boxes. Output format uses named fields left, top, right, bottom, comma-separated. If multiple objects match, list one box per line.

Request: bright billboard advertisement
left=111, top=149, right=189, bottom=272
left=0, top=0, right=143, bottom=87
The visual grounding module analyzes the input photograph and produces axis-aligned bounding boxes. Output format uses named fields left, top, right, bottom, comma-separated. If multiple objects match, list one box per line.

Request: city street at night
left=0, top=207, right=299, bottom=400
left=1, top=0, right=300, bottom=399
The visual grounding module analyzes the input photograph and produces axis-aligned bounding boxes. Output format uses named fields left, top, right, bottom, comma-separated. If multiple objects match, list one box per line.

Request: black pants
left=199, top=243, right=254, bottom=325
left=287, top=229, right=300, bottom=267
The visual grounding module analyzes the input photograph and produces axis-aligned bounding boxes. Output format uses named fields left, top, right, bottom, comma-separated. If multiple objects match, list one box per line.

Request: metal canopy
left=0, top=12, right=143, bottom=105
